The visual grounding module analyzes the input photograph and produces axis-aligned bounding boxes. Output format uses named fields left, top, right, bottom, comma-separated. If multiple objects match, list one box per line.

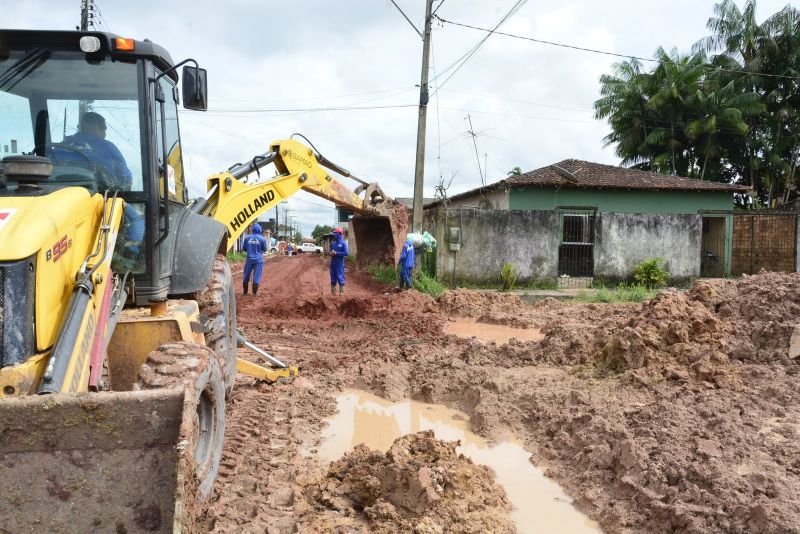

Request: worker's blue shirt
left=243, top=233, right=267, bottom=263
left=399, top=241, right=415, bottom=269
left=330, top=236, right=348, bottom=266
left=59, top=131, right=133, bottom=188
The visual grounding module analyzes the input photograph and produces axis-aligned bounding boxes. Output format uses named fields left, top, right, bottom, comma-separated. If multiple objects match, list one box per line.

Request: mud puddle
left=444, top=317, right=543, bottom=344
left=315, top=390, right=601, bottom=534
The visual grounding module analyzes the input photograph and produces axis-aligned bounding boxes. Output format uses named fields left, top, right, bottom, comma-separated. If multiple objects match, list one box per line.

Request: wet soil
left=316, top=390, right=600, bottom=534
left=204, top=256, right=800, bottom=533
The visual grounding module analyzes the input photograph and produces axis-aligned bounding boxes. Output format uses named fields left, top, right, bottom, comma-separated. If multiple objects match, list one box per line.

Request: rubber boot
left=243, top=281, right=248, bottom=295
left=339, top=285, right=345, bottom=295
left=253, top=283, right=259, bottom=296
left=331, top=284, right=336, bottom=295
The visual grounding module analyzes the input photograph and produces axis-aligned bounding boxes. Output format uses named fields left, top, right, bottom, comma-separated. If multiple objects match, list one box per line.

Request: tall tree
left=311, top=224, right=334, bottom=242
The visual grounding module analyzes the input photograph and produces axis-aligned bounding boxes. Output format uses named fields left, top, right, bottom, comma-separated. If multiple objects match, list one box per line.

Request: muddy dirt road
left=202, top=255, right=800, bottom=533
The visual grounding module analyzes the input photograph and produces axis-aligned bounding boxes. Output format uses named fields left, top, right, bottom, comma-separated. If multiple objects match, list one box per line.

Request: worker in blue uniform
left=329, top=227, right=348, bottom=295
left=242, top=223, right=268, bottom=295
left=397, top=238, right=415, bottom=290
left=60, top=112, right=133, bottom=190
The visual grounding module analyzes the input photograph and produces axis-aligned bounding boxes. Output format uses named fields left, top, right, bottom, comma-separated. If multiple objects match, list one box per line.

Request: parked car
left=297, top=242, right=323, bottom=254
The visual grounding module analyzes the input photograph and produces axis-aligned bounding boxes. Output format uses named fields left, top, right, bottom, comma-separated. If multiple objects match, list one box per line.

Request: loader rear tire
left=136, top=342, right=225, bottom=501
left=196, top=255, right=238, bottom=397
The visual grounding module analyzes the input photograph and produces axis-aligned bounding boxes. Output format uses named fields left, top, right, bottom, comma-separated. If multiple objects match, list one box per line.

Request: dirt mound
left=437, top=289, right=527, bottom=324
left=691, top=271, right=800, bottom=364
left=252, top=291, right=440, bottom=323
left=297, top=431, right=514, bottom=533
left=594, top=289, right=731, bottom=383
left=591, top=272, right=800, bottom=382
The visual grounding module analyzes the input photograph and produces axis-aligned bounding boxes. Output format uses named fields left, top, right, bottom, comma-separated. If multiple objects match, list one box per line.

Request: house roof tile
left=428, top=159, right=749, bottom=207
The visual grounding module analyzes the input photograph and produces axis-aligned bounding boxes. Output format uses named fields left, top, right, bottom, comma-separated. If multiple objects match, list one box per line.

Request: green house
left=424, top=160, right=750, bottom=284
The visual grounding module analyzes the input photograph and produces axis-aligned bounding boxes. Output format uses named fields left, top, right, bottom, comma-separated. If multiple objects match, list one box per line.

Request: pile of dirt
left=586, top=272, right=800, bottom=383
left=595, top=289, right=732, bottom=384
left=296, top=431, right=514, bottom=533
left=437, top=289, right=531, bottom=326
left=691, top=272, right=800, bottom=364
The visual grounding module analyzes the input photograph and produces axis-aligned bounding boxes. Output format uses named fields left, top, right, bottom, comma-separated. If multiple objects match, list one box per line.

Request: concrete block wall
left=593, top=212, right=702, bottom=283
left=424, top=207, right=559, bottom=284
left=424, top=207, right=704, bottom=285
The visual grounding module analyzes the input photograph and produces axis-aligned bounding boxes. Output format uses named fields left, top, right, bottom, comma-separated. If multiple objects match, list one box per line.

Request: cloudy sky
left=3, top=0, right=793, bottom=235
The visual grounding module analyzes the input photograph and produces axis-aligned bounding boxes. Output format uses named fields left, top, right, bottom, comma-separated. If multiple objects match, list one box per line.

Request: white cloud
left=1, top=0, right=792, bottom=234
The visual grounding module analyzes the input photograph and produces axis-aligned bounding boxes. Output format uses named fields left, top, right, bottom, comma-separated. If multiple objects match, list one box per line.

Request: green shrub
left=412, top=271, right=446, bottom=297
left=632, top=258, right=670, bottom=289
left=368, top=264, right=398, bottom=285
left=227, top=251, right=246, bottom=262
left=500, top=262, right=520, bottom=291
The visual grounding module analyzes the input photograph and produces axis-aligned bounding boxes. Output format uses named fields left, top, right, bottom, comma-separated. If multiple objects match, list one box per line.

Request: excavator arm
left=194, top=138, right=396, bottom=251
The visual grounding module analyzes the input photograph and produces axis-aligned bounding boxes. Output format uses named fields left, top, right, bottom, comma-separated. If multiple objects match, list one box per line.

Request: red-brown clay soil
left=203, top=256, right=800, bottom=533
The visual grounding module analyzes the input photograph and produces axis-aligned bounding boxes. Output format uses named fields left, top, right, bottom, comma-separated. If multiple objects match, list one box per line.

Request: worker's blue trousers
left=330, top=261, right=345, bottom=286
left=243, top=260, right=264, bottom=286
left=399, top=266, right=412, bottom=288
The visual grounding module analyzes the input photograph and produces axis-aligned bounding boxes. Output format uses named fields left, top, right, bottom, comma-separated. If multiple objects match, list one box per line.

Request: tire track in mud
left=201, top=375, right=335, bottom=532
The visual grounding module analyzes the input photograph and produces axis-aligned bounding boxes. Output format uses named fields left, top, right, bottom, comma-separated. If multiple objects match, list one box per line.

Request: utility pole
left=79, top=0, right=90, bottom=118
left=80, top=0, right=89, bottom=31
left=411, top=0, right=434, bottom=233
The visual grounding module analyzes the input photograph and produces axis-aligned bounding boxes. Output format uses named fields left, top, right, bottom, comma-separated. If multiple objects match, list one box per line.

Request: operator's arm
left=108, top=141, right=133, bottom=188
left=259, top=235, right=267, bottom=254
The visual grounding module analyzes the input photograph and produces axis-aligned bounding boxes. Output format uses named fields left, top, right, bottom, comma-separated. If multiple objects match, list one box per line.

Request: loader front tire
left=196, top=255, right=238, bottom=396
left=136, top=342, right=225, bottom=501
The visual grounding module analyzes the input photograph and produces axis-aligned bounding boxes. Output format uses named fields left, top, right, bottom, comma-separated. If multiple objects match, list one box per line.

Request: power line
left=435, top=15, right=800, bottom=81
left=442, top=88, right=592, bottom=113
left=388, top=0, right=423, bottom=38
left=193, top=103, right=417, bottom=114
left=431, top=0, right=529, bottom=96
left=207, top=85, right=415, bottom=103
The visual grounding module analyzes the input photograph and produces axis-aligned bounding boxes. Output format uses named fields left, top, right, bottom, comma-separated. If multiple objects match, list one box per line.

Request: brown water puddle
left=444, top=318, right=544, bottom=344
left=316, top=390, right=601, bottom=534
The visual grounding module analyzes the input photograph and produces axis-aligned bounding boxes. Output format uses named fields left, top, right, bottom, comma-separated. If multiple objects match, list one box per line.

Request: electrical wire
left=442, top=88, right=591, bottom=113
left=195, top=103, right=417, bottom=114
left=435, top=15, right=800, bottom=81
left=207, top=85, right=415, bottom=104
left=430, top=0, right=529, bottom=96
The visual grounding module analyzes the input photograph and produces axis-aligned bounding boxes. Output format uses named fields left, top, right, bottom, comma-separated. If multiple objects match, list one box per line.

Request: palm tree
left=646, top=48, right=705, bottom=176
left=687, top=81, right=763, bottom=180
left=595, top=58, right=656, bottom=169
left=507, top=166, right=522, bottom=176
left=695, top=0, right=764, bottom=69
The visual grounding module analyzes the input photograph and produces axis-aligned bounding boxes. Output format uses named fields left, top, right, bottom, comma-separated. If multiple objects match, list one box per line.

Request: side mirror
left=182, top=66, right=208, bottom=111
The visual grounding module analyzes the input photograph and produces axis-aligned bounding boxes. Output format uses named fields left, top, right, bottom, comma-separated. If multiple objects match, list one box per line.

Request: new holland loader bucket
left=350, top=201, right=409, bottom=267
left=0, top=390, right=195, bottom=533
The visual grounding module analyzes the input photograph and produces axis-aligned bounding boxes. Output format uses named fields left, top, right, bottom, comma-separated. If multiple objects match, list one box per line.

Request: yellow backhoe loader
left=0, top=29, right=405, bottom=533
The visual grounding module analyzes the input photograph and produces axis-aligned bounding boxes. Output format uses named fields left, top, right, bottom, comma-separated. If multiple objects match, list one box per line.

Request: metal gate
left=558, top=209, right=595, bottom=277
left=732, top=212, right=797, bottom=275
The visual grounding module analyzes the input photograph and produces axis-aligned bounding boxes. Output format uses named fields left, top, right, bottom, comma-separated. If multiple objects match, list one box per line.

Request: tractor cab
left=0, top=30, right=214, bottom=304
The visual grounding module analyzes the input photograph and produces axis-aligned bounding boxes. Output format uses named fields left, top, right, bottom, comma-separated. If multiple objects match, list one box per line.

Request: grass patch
left=227, top=251, right=246, bottom=262
left=367, top=265, right=445, bottom=298
left=368, top=264, right=398, bottom=285
left=576, top=283, right=658, bottom=303
left=412, top=270, right=446, bottom=298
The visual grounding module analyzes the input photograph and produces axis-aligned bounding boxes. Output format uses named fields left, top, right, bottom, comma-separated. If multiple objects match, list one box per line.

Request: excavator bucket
left=350, top=200, right=409, bottom=267
left=0, top=390, right=196, bottom=533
